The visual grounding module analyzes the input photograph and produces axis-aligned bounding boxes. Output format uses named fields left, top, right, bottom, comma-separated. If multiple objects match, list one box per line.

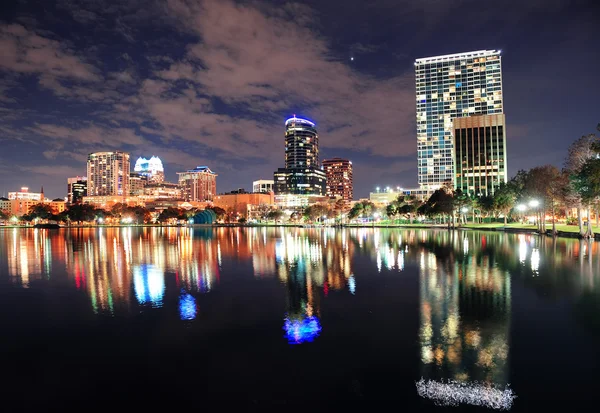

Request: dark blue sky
left=0, top=0, right=598, bottom=199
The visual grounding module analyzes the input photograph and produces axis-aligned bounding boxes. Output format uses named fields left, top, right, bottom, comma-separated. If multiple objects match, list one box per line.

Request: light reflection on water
left=0, top=227, right=599, bottom=406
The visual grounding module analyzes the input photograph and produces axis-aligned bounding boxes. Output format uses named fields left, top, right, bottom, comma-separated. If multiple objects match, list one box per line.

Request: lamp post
left=516, top=204, right=527, bottom=224
left=461, top=207, right=469, bottom=225
left=529, top=199, right=540, bottom=231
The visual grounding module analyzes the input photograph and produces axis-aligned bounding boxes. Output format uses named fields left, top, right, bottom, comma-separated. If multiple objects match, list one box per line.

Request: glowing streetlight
left=376, top=187, right=380, bottom=192
left=529, top=200, right=539, bottom=208
left=461, top=207, right=469, bottom=213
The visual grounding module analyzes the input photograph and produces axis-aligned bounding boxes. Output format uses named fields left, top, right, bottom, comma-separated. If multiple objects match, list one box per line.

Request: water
left=0, top=227, right=598, bottom=410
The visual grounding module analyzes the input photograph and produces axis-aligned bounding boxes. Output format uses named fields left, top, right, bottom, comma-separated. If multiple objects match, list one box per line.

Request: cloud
left=0, top=23, right=100, bottom=82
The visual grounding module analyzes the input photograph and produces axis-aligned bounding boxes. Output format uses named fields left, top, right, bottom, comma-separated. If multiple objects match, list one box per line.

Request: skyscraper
left=87, top=151, right=130, bottom=197
left=67, top=176, right=87, bottom=204
left=415, top=50, right=503, bottom=190
left=134, top=156, right=165, bottom=183
left=322, top=158, right=353, bottom=202
left=177, top=166, right=217, bottom=202
left=273, top=116, right=326, bottom=195
left=453, top=114, right=507, bottom=196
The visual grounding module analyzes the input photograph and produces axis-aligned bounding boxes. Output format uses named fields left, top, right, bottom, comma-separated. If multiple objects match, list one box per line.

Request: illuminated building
left=273, top=116, right=326, bottom=195
left=177, top=166, right=217, bottom=202
left=67, top=177, right=87, bottom=204
left=453, top=114, right=507, bottom=196
left=0, top=197, right=10, bottom=214
left=82, top=195, right=142, bottom=209
left=8, top=187, right=44, bottom=201
left=133, top=156, right=165, bottom=183
left=415, top=50, right=503, bottom=191
left=87, top=151, right=130, bottom=197
left=369, top=191, right=400, bottom=205
left=129, top=172, right=148, bottom=196
left=322, top=158, right=353, bottom=202
left=252, top=179, right=274, bottom=193
left=141, top=182, right=183, bottom=200
left=212, top=192, right=274, bottom=217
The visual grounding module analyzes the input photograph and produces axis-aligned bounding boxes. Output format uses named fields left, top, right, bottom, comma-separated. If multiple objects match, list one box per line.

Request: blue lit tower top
left=284, top=116, right=319, bottom=170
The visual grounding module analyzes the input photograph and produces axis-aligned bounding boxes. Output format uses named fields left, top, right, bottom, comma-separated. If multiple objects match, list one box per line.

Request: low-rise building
left=253, top=179, right=274, bottom=193
left=212, top=192, right=275, bottom=217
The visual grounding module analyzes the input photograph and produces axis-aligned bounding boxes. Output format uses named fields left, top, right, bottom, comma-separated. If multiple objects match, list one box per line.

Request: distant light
left=350, top=57, right=354, bottom=61
left=528, top=200, right=540, bottom=208
left=348, top=275, right=356, bottom=295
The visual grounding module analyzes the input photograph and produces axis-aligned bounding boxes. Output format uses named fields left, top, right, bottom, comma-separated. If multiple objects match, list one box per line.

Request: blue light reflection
left=179, top=292, right=197, bottom=320
left=283, top=315, right=322, bottom=345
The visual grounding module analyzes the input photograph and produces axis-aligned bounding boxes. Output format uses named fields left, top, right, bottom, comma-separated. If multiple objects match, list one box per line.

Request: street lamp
left=529, top=200, right=540, bottom=229
left=376, top=187, right=380, bottom=193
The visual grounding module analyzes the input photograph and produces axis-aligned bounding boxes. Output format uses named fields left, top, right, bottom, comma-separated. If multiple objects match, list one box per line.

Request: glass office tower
left=415, top=50, right=503, bottom=191
left=454, top=114, right=507, bottom=196
left=274, top=116, right=326, bottom=195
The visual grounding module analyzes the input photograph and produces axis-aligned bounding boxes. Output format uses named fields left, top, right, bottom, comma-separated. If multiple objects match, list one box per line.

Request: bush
left=566, top=217, right=578, bottom=226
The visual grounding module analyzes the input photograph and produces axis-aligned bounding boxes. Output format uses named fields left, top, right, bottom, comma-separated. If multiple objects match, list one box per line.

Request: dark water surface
left=0, top=227, right=599, bottom=410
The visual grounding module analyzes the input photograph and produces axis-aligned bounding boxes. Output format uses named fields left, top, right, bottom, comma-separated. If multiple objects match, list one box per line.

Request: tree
left=522, top=165, right=562, bottom=233
left=158, top=207, right=182, bottom=223
left=564, top=133, right=598, bottom=237
left=386, top=203, right=397, bottom=221
left=573, top=154, right=600, bottom=237
left=303, top=204, right=329, bottom=222
left=397, top=195, right=420, bottom=224
left=0, top=210, right=8, bottom=220
left=64, top=203, right=98, bottom=223
left=267, top=209, right=284, bottom=222
left=27, top=203, right=56, bottom=221
left=492, top=183, right=517, bottom=226
left=348, top=200, right=375, bottom=221
left=425, top=188, right=454, bottom=226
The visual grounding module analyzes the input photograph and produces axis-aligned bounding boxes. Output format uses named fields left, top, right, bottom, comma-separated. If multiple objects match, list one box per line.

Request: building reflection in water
left=415, top=230, right=515, bottom=409
left=275, top=228, right=354, bottom=344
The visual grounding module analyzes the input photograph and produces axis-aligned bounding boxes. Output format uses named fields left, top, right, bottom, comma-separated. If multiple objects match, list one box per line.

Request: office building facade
left=453, top=114, right=507, bottom=196
left=322, top=158, right=353, bottom=202
left=273, top=116, right=326, bottom=196
left=129, top=172, right=148, bottom=196
left=87, top=151, right=130, bottom=197
left=415, top=50, right=503, bottom=190
left=134, top=156, right=165, bottom=183
left=177, top=166, right=217, bottom=202
left=67, top=177, right=87, bottom=204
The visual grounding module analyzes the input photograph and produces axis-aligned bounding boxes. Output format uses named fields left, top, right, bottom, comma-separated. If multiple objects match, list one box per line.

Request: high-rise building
left=67, top=177, right=87, bottom=204
left=273, top=116, right=326, bottom=195
left=134, top=156, right=165, bottom=183
left=415, top=50, right=503, bottom=191
left=453, top=114, right=507, bottom=196
left=129, top=172, right=148, bottom=196
left=253, top=179, right=274, bottom=193
left=177, top=166, right=217, bottom=202
left=87, top=151, right=130, bottom=197
left=322, top=158, right=353, bottom=202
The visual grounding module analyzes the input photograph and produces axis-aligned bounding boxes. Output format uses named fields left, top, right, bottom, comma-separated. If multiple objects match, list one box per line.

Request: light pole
left=461, top=207, right=469, bottom=225
left=529, top=199, right=540, bottom=231
left=516, top=204, right=527, bottom=224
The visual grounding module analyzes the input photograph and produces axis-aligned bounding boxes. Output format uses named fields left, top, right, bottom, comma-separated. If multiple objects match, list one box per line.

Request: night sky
left=0, top=0, right=598, bottom=199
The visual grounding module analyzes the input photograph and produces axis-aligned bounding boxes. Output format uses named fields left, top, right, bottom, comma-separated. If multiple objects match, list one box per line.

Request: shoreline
left=1, top=223, right=599, bottom=240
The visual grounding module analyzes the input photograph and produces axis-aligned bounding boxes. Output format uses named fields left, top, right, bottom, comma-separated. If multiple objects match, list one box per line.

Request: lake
left=0, top=227, right=598, bottom=410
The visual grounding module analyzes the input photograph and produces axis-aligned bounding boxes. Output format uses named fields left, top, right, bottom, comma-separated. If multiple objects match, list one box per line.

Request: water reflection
left=1, top=227, right=599, bottom=402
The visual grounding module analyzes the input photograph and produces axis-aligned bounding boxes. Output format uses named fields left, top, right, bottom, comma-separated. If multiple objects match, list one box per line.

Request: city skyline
left=0, top=0, right=598, bottom=199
